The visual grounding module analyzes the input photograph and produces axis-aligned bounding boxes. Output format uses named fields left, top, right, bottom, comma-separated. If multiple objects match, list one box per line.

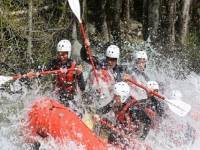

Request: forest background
left=0, top=0, right=199, bottom=75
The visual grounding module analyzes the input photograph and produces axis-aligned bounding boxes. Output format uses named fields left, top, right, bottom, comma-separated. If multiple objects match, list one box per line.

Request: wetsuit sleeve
left=96, top=101, right=114, bottom=114
left=76, top=72, right=86, bottom=91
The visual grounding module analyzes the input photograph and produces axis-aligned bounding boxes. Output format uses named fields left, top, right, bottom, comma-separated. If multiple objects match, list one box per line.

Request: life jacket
left=114, top=97, right=139, bottom=131
left=115, top=97, right=137, bottom=122
left=56, top=61, right=78, bottom=93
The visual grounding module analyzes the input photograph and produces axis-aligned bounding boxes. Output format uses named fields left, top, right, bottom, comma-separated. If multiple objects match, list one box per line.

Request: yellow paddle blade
left=82, top=113, right=94, bottom=130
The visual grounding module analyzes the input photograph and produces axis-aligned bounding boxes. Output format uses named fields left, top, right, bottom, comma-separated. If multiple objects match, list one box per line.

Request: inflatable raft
left=27, top=97, right=107, bottom=150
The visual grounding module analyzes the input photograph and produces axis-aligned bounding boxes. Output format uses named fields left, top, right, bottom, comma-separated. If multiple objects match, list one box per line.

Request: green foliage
left=0, top=0, right=200, bottom=74
left=0, top=0, right=72, bottom=73
left=187, top=32, right=199, bottom=48
left=2, top=0, right=28, bottom=11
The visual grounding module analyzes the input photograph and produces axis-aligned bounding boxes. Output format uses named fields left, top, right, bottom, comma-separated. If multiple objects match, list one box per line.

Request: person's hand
left=93, top=114, right=100, bottom=122
left=26, top=70, right=36, bottom=79
left=84, top=39, right=90, bottom=47
left=123, top=73, right=132, bottom=81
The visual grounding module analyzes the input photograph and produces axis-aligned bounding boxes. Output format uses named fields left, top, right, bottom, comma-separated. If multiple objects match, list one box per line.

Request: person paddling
left=46, top=39, right=85, bottom=107
left=95, top=82, right=136, bottom=145
left=81, top=43, right=126, bottom=84
left=132, top=50, right=150, bottom=82
left=130, top=81, right=165, bottom=139
left=27, top=40, right=86, bottom=150
left=124, top=50, right=150, bottom=100
left=95, top=80, right=166, bottom=141
left=81, top=43, right=128, bottom=109
left=94, top=82, right=153, bottom=145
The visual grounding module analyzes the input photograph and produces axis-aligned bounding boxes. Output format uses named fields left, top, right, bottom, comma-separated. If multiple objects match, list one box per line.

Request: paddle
left=93, top=115, right=151, bottom=149
left=0, top=68, right=80, bottom=86
left=93, top=115, right=136, bottom=141
left=126, top=79, right=191, bottom=117
left=68, top=0, right=99, bottom=84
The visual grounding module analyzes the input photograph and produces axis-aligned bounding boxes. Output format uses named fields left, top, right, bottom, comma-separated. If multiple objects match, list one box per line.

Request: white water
left=0, top=43, right=200, bottom=149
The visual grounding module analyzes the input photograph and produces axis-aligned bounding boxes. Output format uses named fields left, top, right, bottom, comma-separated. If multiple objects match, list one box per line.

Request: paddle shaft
left=12, top=68, right=79, bottom=80
left=68, top=0, right=99, bottom=84
left=80, top=23, right=99, bottom=84
left=127, top=79, right=165, bottom=100
left=98, top=118, right=151, bottom=149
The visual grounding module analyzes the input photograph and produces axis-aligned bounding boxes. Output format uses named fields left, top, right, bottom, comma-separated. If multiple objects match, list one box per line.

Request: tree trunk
left=0, top=9, right=3, bottom=41
left=167, top=0, right=177, bottom=46
left=72, top=21, right=77, bottom=41
left=147, top=0, right=160, bottom=41
left=94, top=0, right=109, bottom=42
left=142, top=0, right=149, bottom=40
left=180, top=0, right=192, bottom=45
left=122, top=0, right=130, bottom=21
left=110, top=0, right=122, bottom=45
left=82, top=0, right=87, bottom=22
left=27, top=0, right=33, bottom=64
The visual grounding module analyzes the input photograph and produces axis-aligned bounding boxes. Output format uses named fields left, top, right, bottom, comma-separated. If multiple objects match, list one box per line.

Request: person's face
left=136, top=58, right=146, bottom=72
left=106, top=57, right=117, bottom=69
left=58, top=52, right=68, bottom=64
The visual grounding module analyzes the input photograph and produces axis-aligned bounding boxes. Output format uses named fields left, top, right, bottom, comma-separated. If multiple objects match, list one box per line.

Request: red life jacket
left=115, top=97, right=139, bottom=131
left=115, top=97, right=137, bottom=122
left=56, top=61, right=77, bottom=93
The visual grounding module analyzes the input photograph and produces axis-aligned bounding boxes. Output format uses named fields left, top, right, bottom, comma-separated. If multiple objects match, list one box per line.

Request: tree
left=148, top=0, right=160, bottom=41
left=110, top=0, right=122, bottom=45
left=122, top=0, right=130, bottom=21
left=167, top=0, right=177, bottom=46
left=27, top=0, right=33, bottom=64
left=180, top=0, right=193, bottom=45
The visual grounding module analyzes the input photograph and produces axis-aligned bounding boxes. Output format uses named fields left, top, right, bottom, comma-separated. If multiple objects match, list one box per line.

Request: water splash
left=0, top=42, right=200, bottom=149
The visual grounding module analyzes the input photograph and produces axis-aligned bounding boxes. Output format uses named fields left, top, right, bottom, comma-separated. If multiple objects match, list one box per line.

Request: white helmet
left=113, top=82, right=130, bottom=103
left=170, top=90, right=183, bottom=100
left=106, top=45, right=120, bottom=59
left=147, top=81, right=159, bottom=91
left=57, top=39, right=72, bottom=58
left=135, top=51, right=148, bottom=61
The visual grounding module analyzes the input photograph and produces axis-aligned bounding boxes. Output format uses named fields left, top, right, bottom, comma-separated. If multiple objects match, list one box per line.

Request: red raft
left=27, top=97, right=107, bottom=150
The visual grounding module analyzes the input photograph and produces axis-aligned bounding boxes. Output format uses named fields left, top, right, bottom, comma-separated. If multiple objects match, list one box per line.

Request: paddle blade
left=165, top=99, right=191, bottom=117
left=68, top=0, right=82, bottom=23
left=0, top=76, right=13, bottom=86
